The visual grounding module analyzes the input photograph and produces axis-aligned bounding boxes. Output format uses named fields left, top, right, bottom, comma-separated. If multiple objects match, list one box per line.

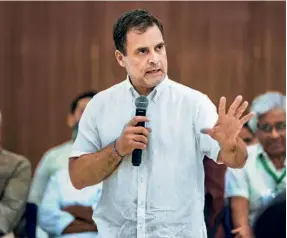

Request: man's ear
left=67, top=113, right=75, bottom=128
left=115, top=50, right=125, bottom=68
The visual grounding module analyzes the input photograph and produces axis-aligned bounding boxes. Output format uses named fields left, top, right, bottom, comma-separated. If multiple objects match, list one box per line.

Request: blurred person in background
left=39, top=169, right=102, bottom=238
left=0, top=110, right=32, bottom=238
left=239, top=123, right=258, bottom=146
left=28, top=91, right=96, bottom=238
left=253, top=189, right=285, bottom=238
left=225, top=92, right=286, bottom=238
left=28, top=91, right=97, bottom=206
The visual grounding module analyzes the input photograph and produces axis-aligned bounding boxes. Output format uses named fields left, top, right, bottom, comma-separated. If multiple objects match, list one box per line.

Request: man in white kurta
left=69, top=9, right=252, bottom=238
left=71, top=77, right=223, bottom=237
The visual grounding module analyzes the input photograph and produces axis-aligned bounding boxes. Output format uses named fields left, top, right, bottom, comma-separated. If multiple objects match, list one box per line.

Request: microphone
left=132, top=96, right=149, bottom=166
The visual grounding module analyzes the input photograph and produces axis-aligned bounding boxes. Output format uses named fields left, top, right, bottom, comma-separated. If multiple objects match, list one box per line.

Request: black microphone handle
left=132, top=108, right=146, bottom=166
left=132, top=149, right=142, bottom=166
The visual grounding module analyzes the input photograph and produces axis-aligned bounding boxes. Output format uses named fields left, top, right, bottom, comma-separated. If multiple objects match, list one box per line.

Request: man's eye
left=156, top=45, right=163, bottom=50
left=138, top=49, right=147, bottom=54
left=258, top=124, right=272, bottom=132
left=275, top=122, right=286, bottom=131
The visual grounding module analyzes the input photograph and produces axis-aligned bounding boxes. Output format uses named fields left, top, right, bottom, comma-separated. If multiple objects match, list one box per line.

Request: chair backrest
left=24, top=203, right=38, bottom=238
left=222, top=205, right=233, bottom=238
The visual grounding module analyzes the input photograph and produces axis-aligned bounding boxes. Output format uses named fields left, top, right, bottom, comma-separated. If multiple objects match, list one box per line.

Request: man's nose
left=270, top=127, right=280, bottom=138
left=148, top=52, right=160, bottom=65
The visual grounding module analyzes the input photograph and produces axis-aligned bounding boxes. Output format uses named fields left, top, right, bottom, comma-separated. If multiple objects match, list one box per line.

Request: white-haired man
left=225, top=91, right=286, bottom=238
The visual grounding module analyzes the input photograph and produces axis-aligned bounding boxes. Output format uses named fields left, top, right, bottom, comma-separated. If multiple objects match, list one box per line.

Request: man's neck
left=136, top=87, right=154, bottom=96
left=129, top=80, right=153, bottom=96
left=128, top=76, right=161, bottom=96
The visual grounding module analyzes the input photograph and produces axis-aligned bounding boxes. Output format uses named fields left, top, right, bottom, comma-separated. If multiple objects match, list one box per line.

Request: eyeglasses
left=257, top=121, right=286, bottom=133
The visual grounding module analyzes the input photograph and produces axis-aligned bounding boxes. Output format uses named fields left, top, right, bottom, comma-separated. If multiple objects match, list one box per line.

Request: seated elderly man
left=39, top=168, right=102, bottom=238
left=225, top=92, right=286, bottom=237
left=0, top=111, right=32, bottom=237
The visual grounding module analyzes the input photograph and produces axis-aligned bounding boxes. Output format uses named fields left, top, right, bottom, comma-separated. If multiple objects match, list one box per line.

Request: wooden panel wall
left=0, top=1, right=285, bottom=171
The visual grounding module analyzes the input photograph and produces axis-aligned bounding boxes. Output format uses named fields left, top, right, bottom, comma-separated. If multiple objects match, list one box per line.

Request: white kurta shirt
left=225, top=143, right=286, bottom=225
left=70, top=76, right=221, bottom=238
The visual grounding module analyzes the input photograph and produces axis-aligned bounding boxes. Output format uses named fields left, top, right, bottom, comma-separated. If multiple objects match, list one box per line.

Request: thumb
left=231, top=227, right=241, bottom=234
left=200, top=128, right=213, bottom=135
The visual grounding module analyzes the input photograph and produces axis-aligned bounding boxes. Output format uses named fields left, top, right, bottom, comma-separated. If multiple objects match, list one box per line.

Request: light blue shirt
left=39, top=169, right=102, bottom=238
left=29, top=140, right=73, bottom=205
left=29, top=141, right=74, bottom=238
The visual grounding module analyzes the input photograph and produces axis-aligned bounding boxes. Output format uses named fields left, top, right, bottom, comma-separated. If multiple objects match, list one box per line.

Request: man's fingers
left=240, top=112, right=255, bottom=125
left=133, top=134, right=148, bottom=145
left=128, top=126, right=150, bottom=137
left=235, top=101, right=249, bottom=119
left=132, top=141, right=147, bottom=150
left=128, top=116, right=149, bottom=126
left=200, top=128, right=213, bottom=135
left=227, top=95, right=243, bottom=116
left=231, top=227, right=241, bottom=234
left=218, top=97, right=226, bottom=116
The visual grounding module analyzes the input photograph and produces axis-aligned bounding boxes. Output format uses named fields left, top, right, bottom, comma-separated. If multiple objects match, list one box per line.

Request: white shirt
left=29, top=141, right=73, bottom=205
left=39, top=169, right=102, bottom=238
left=225, top=143, right=286, bottom=225
left=71, top=76, right=221, bottom=238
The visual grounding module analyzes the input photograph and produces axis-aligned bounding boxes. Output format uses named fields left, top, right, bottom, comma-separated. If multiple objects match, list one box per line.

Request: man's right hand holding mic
left=115, top=116, right=151, bottom=163
left=69, top=98, right=150, bottom=188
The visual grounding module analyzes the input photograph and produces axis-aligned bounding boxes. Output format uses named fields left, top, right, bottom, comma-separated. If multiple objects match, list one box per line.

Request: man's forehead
left=259, top=109, right=286, bottom=123
left=126, top=26, right=164, bottom=48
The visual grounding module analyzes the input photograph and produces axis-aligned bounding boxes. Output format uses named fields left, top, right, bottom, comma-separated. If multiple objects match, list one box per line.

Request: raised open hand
left=201, top=96, right=255, bottom=151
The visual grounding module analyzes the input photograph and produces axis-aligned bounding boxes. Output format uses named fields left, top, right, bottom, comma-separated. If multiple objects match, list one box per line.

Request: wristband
left=113, top=139, right=124, bottom=160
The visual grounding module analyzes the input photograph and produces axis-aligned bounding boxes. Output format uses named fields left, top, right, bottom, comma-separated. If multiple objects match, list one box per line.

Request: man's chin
left=144, top=74, right=165, bottom=85
left=267, top=145, right=286, bottom=156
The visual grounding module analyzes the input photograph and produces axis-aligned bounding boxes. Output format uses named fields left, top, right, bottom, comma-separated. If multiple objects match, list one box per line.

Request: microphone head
left=135, top=96, right=149, bottom=110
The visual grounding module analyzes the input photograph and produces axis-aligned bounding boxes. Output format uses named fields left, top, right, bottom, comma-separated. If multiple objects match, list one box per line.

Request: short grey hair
left=248, top=92, right=286, bottom=133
